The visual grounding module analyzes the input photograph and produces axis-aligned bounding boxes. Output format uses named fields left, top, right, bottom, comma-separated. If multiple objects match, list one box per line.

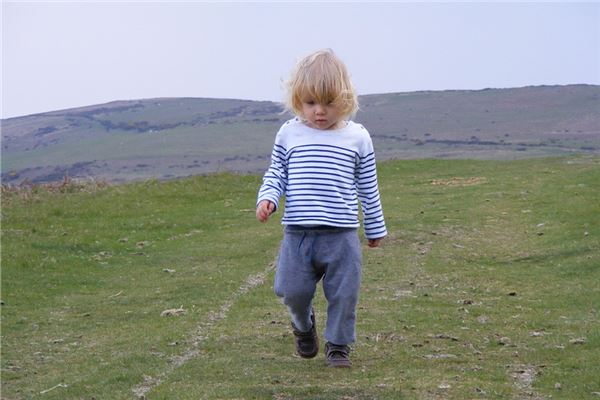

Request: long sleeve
left=257, top=136, right=288, bottom=210
left=356, top=138, right=387, bottom=239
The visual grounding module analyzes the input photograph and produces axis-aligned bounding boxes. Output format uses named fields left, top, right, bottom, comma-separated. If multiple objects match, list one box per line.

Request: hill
left=1, top=84, right=599, bottom=184
left=1, top=157, right=598, bottom=398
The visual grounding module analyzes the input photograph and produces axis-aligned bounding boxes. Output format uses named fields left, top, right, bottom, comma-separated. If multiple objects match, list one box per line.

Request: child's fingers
left=368, top=238, right=382, bottom=248
left=256, top=201, right=273, bottom=222
left=256, top=205, right=265, bottom=221
left=257, top=209, right=268, bottom=222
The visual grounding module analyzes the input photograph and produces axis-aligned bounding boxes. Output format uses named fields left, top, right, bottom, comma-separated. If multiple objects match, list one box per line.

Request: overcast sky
left=2, top=1, right=599, bottom=119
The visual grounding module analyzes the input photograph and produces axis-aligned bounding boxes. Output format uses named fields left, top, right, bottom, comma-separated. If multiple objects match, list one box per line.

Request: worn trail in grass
left=2, top=157, right=599, bottom=399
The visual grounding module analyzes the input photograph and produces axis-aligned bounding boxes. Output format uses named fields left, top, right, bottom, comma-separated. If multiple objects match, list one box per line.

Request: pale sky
left=2, top=1, right=599, bottom=119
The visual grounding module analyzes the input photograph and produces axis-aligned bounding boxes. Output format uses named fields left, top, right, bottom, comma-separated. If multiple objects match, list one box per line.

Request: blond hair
left=285, top=49, right=358, bottom=119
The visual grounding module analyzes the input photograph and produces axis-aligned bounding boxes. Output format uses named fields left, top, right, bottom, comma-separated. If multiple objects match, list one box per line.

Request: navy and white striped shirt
left=257, top=118, right=387, bottom=239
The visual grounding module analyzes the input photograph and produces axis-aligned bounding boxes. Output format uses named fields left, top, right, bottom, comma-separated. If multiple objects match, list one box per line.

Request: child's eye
left=306, top=100, right=315, bottom=105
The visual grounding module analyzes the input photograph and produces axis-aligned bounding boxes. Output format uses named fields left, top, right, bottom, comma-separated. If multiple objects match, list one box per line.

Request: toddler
left=256, top=49, right=387, bottom=367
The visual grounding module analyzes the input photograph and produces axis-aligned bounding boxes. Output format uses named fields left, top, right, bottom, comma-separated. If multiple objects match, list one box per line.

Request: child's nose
left=315, top=104, right=325, bottom=114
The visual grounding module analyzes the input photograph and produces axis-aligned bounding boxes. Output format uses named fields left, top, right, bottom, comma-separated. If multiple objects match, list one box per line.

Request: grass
left=1, top=156, right=599, bottom=399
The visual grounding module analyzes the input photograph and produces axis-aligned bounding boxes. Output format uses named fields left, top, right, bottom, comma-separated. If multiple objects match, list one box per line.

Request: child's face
left=301, top=100, right=345, bottom=130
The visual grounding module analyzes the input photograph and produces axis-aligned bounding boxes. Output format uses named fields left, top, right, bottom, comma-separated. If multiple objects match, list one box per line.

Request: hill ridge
left=3, top=83, right=596, bottom=121
left=2, top=84, right=599, bottom=184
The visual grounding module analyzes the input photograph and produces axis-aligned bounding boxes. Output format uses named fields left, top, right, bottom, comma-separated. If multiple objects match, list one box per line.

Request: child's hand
left=367, top=238, right=383, bottom=248
left=256, top=200, right=275, bottom=223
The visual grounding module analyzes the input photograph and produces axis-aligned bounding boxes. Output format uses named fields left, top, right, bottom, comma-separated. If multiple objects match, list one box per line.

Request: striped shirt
left=257, top=118, right=387, bottom=239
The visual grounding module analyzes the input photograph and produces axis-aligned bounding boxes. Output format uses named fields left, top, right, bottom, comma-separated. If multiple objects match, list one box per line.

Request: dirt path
left=131, top=262, right=276, bottom=399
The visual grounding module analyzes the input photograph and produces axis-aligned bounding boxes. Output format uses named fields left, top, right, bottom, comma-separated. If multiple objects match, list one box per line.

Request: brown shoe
left=325, top=342, right=352, bottom=368
left=291, top=309, right=318, bottom=358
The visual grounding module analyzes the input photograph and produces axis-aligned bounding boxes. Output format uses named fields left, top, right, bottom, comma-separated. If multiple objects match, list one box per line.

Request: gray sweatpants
left=274, top=225, right=362, bottom=345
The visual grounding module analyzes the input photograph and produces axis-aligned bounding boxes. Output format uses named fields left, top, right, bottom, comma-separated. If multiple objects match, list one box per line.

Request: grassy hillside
left=2, top=85, right=599, bottom=184
left=1, top=157, right=598, bottom=399
left=1, top=98, right=284, bottom=184
left=359, top=85, right=600, bottom=160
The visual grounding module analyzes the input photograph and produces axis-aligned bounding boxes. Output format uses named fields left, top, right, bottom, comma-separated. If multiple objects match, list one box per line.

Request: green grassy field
left=1, top=157, right=599, bottom=399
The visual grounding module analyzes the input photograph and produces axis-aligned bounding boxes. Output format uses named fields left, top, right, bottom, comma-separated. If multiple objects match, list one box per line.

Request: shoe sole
left=326, top=361, right=352, bottom=368
left=299, top=349, right=319, bottom=359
